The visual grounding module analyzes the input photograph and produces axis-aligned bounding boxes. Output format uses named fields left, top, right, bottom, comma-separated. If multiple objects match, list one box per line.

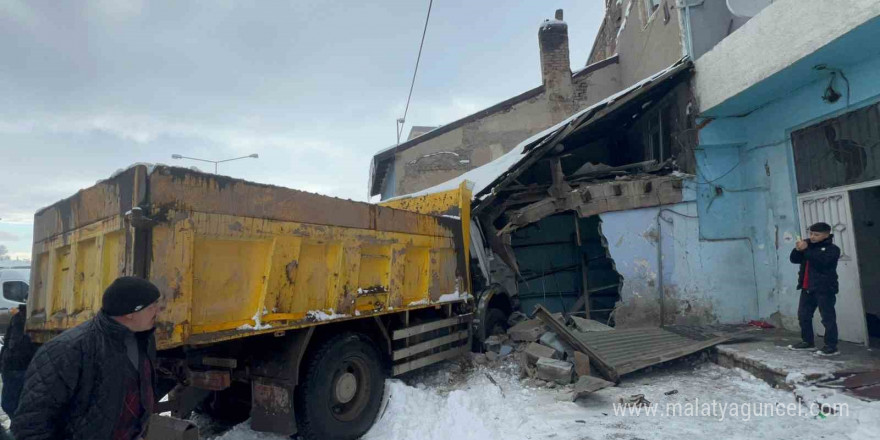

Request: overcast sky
left=0, top=0, right=604, bottom=260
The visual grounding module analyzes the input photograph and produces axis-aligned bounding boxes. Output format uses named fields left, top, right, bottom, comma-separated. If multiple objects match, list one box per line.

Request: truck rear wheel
left=297, top=333, right=386, bottom=440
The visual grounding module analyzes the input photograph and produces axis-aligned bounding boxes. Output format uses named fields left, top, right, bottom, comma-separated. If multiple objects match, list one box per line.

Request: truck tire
left=297, top=333, right=386, bottom=440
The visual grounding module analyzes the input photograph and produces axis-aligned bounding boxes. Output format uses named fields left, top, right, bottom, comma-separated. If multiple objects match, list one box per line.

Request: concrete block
left=484, top=335, right=507, bottom=353
left=471, top=353, right=488, bottom=366
left=573, top=351, right=591, bottom=377
left=525, top=342, right=561, bottom=365
left=536, top=357, right=574, bottom=385
left=571, top=375, right=615, bottom=401
left=539, top=332, right=569, bottom=355
left=499, top=345, right=514, bottom=357
left=507, top=319, right=547, bottom=342
left=570, top=316, right=613, bottom=332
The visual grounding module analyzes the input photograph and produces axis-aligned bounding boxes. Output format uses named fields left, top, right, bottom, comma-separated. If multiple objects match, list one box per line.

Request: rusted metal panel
left=843, top=371, right=880, bottom=389
left=392, top=330, right=469, bottom=361
left=391, top=314, right=472, bottom=340
left=251, top=378, right=296, bottom=435
left=535, top=305, right=748, bottom=380
left=392, top=344, right=470, bottom=376
left=572, top=326, right=746, bottom=377
left=148, top=166, right=452, bottom=237
left=32, top=165, right=147, bottom=243
left=390, top=313, right=472, bottom=376
left=189, top=370, right=231, bottom=391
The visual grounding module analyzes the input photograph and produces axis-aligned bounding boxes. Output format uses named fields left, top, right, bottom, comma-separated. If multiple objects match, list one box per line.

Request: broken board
left=533, top=305, right=750, bottom=381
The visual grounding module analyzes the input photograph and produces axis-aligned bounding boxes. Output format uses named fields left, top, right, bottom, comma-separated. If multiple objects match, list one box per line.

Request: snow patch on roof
left=616, top=0, right=635, bottom=44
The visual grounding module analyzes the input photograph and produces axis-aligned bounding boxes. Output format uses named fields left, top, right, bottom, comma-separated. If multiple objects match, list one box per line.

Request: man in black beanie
left=790, top=222, right=842, bottom=355
left=12, top=276, right=161, bottom=440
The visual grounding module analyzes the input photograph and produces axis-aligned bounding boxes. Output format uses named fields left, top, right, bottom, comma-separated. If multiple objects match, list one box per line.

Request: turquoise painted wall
left=696, top=52, right=880, bottom=329
left=600, top=181, right=758, bottom=327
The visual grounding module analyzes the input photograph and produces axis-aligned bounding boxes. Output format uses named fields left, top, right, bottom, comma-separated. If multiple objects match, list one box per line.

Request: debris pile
left=478, top=309, right=615, bottom=401
left=477, top=304, right=752, bottom=403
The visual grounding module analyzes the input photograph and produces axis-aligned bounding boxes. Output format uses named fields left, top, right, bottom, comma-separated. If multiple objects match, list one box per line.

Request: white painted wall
left=695, top=0, right=880, bottom=113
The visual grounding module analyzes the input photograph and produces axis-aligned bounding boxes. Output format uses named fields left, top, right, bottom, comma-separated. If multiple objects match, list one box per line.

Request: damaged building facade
left=371, top=0, right=880, bottom=341
left=694, top=0, right=880, bottom=345
left=371, top=9, right=623, bottom=200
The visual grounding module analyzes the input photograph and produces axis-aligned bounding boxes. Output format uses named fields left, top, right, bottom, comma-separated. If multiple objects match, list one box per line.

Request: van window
left=3, top=281, right=28, bottom=303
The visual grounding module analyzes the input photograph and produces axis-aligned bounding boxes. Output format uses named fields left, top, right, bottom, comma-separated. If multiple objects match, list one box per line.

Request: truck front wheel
left=297, top=333, right=386, bottom=440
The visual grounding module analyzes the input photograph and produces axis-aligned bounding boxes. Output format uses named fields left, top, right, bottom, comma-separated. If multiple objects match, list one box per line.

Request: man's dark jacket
left=790, top=235, right=841, bottom=295
left=1, top=305, right=37, bottom=373
left=11, top=311, right=157, bottom=440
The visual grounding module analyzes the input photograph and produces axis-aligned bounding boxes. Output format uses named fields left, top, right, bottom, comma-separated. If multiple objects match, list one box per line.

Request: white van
left=0, top=267, right=29, bottom=332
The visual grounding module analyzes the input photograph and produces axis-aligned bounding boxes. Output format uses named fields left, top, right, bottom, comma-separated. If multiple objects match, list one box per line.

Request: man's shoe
left=789, top=341, right=815, bottom=350
left=816, top=346, right=839, bottom=356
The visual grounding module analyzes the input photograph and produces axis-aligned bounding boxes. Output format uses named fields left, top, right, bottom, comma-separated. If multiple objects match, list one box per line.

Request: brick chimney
left=539, top=9, right=574, bottom=112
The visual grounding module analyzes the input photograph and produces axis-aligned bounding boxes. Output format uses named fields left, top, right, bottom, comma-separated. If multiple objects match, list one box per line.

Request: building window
left=792, top=102, right=880, bottom=193
left=644, top=105, right=672, bottom=163
left=644, top=0, right=662, bottom=16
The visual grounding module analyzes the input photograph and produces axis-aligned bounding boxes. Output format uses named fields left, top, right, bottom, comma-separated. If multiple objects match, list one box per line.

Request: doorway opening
left=851, top=185, right=880, bottom=348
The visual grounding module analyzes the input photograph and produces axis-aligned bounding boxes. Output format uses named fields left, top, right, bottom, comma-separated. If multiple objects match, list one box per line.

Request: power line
left=397, top=0, right=434, bottom=145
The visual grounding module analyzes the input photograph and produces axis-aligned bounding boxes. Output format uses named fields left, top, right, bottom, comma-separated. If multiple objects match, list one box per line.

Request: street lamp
left=171, top=153, right=259, bottom=174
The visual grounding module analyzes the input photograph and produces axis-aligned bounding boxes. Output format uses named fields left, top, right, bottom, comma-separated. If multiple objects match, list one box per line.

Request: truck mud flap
left=251, top=377, right=297, bottom=435
left=391, top=313, right=473, bottom=376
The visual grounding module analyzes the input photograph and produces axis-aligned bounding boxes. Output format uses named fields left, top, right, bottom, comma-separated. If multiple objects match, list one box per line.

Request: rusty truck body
left=25, top=165, right=479, bottom=439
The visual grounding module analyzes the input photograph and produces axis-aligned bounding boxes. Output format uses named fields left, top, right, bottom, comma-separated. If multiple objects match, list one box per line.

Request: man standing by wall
left=12, top=277, right=161, bottom=440
left=789, top=222, right=842, bottom=355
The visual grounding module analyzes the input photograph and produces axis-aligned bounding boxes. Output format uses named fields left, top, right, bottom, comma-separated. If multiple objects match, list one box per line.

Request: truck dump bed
left=27, top=165, right=470, bottom=349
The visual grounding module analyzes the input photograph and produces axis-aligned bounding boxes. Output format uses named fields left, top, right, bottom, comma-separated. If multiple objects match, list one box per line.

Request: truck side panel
left=28, top=166, right=471, bottom=349
left=27, top=166, right=146, bottom=332
left=151, top=210, right=463, bottom=348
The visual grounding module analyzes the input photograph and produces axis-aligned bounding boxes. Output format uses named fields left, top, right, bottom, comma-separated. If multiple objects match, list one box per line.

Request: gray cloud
left=0, top=0, right=602, bottom=231
left=0, top=231, right=19, bottom=241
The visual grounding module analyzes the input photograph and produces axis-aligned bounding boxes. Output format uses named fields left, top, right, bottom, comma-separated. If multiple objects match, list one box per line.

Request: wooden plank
left=533, top=305, right=620, bottom=383
left=392, top=314, right=472, bottom=340
left=843, top=371, right=880, bottom=389
left=393, top=344, right=469, bottom=376
left=573, top=214, right=590, bottom=319
left=393, top=330, right=470, bottom=361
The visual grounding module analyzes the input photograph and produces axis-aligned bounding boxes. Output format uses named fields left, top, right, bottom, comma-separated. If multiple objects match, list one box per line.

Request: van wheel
left=297, top=333, right=386, bottom=440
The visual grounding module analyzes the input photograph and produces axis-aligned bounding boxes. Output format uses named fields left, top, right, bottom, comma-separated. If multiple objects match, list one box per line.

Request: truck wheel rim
left=335, top=372, right=358, bottom=403
left=329, top=357, right=370, bottom=422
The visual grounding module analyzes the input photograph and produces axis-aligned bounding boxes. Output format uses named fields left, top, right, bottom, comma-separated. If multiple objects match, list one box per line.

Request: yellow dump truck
left=26, top=165, right=479, bottom=439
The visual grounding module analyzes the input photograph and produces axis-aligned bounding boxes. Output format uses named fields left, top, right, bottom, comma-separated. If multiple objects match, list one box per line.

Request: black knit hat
left=809, top=222, right=832, bottom=233
left=102, top=276, right=160, bottom=316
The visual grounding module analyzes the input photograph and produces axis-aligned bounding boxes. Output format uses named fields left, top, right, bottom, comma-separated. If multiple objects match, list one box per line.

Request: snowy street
left=210, top=354, right=880, bottom=440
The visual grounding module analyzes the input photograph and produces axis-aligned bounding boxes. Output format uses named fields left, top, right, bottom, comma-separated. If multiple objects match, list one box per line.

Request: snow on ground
left=717, top=343, right=850, bottom=379
left=210, top=356, right=880, bottom=440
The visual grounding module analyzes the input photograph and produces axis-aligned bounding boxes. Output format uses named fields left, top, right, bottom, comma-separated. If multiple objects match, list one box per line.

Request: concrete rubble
left=571, top=375, right=615, bottom=401
left=538, top=332, right=569, bottom=356
left=536, top=357, right=574, bottom=385
left=573, top=351, right=591, bottom=377
left=507, top=319, right=547, bottom=342
left=524, top=342, right=561, bottom=364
